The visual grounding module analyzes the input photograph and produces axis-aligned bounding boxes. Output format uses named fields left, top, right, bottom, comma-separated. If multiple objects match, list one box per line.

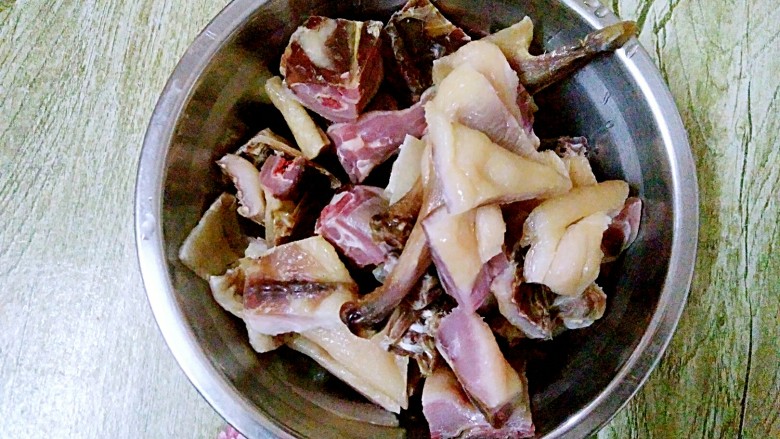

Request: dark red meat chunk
left=259, top=155, right=307, bottom=200
left=280, top=17, right=384, bottom=122
left=315, top=186, right=390, bottom=267
left=327, top=89, right=432, bottom=183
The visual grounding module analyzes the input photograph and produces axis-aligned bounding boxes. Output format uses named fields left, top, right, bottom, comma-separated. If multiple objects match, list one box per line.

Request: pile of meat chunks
left=179, top=1, right=641, bottom=437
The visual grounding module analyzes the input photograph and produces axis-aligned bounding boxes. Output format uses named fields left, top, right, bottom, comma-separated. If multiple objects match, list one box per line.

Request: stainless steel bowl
left=135, top=1, right=698, bottom=438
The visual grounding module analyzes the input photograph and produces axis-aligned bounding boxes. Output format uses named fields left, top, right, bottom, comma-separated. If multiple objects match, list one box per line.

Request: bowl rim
left=134, top=1, right=699, bottom=438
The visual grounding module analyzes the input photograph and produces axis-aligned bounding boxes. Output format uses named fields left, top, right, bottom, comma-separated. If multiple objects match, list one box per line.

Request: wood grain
left=600, top=1, right=780, bottom=438
left=0, top=0, right=777, bottom=438
left=0, top=1, right=228, bottom=437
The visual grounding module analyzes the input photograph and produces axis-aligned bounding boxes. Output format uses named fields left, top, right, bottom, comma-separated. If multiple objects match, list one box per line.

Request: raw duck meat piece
left=217, top=154, right=266, bottom=225
left=383, top=0, right=471, bottom=102
left=552, top=282, right=607, bottom=330
left=423, top=206, right=505, bottom=312
left=258, top=155, right=307, bottom=200
left=239, top=236, right=358, bottom=335
left=315, top=186, right=390, bottom=267
left=432, top=40, right=537, bottom=141
left=239, top=128, right=343, bottom=190
left=543, top=212, right=612, bottom=296
left=435, top=307, right=528, bottom=427
left=265, top=76, right=330, bottom=158
left=290, top=324, right=409, bottom=413
left=521, top=181, right=628, bottom=296
left=425, top=104, right=571, bottom=214
left=601, top=197, right=642, bottom=262
left=431, top=41, right=539, bottom=155
left=486, top=17, right=637, bottom=94
left=280, top=17, right=384, bottom=122
left=422, top=207, right=482, bottom=310
left=178, top=193, right=249, bottom=280
left=328, top=89, right=433, bottom=183
left=489, top=256, right=555, bottom=340
left=208, top=269, right=285, bottom=354
left=432, top=64, right=537, bottom=158
left=384, top=134, right=426, bottom=204
left=382, top=272, right=448, bottom=376
left=422, top=365, right=534, bottom=438
left=242, top=283, right=354, bottom=336
left=240, top=235, right=356, bottom=285
left=302, top=324, right=409, bottom=413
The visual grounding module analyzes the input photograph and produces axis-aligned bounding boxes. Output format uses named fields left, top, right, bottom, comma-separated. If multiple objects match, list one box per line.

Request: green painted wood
left=0, top=0, right=777, bottom=438
left=600, top=1, right=780, bottom=438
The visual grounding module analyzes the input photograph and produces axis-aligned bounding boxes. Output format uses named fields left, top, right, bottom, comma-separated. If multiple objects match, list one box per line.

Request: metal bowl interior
left=135, top=0, right=698, bottom=438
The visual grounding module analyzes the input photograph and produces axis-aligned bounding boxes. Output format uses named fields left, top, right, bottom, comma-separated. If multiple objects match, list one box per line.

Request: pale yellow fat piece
left=298, top=324, right=409, bottom=413
left=432, top=64, right=539, bottom=158
left=432, top=40, right=541, bottom=148
left=244, top=237, right=269, bottom=258
left=247, top=326, right=284, bottom=354
left=291, top=236, right=356, bottom=284
left=535, top=149, right=570, bottom=180
left=426, top=104, right=571, bottom=214
left=425, top=208, right=481, bottom=295
left=544, top=213, right=611, bottom=296
left=385, top=135, right=425, bottom=204
left=432, top=40, right=520, bottom=117
left=564, top=155, right=598, bottom=187
left=426, top=204, right=506, bottom=295
left=265, top=76, right=330, bottom=159
left=522, top=180, right=629, bottom=295
left=296, top=19, right=338, bottom=70
left=484, top=16, right=535, bottom=61
left=475, top=205, right=506, bottom=264
left=178, top=193, right=249, bottom=280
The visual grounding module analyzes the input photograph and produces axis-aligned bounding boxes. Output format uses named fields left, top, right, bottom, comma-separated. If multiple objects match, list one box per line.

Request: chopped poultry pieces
left=179, top=3, right=640, bottom=436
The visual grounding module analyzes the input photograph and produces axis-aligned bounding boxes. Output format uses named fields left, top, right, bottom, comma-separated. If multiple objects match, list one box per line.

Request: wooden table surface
left=1, top=0, right=778, bottom=438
